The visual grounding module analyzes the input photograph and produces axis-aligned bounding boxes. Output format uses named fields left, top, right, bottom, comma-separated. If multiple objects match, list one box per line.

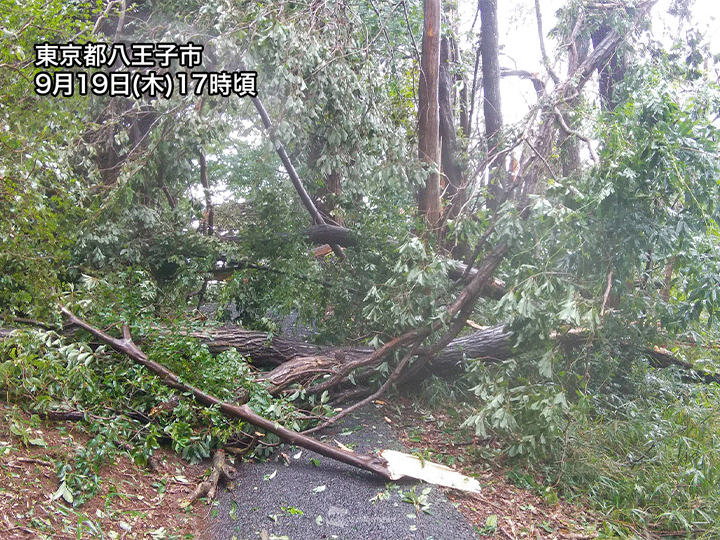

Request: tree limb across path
left=58, top=306, right=396, bottom=480
left=54, top=306, right=479, bottom=493
left=189, top=323, right=720, bottom=389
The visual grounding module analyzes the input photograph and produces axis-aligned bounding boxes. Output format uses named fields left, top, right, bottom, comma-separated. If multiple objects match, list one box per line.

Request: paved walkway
left=209, top=404, right=480, bottom=540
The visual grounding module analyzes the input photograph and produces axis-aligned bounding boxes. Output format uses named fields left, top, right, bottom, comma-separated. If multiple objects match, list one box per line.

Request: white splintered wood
left=380, top=449, right=481, bottom=493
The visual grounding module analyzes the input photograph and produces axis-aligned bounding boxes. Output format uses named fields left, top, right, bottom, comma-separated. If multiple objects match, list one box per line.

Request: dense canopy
left=1, top=0, right=720, bottom=537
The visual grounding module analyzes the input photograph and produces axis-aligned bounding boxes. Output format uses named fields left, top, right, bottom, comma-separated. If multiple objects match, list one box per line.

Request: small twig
left=8, top=457, right=53, bottom=467
left=0, top=527, right=35, bottom=535
left=468, top=492, right=506, bottom=513
left=366, top=0, right=392, bottom=50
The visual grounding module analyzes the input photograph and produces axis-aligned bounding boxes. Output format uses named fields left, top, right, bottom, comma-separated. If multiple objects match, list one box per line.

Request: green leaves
left=360, top=234, right=452, bottom=341
left=463, top=356, right=572, bottom=460
left=0, top=0, right=97, bottom=318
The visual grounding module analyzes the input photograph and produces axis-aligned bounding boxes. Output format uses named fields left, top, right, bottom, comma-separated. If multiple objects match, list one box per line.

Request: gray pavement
left=209, top=404, right=480, bottom=540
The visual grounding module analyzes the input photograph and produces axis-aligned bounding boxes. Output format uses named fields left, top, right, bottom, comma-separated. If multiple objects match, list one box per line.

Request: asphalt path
left=209, top=404, right=480, bottom=540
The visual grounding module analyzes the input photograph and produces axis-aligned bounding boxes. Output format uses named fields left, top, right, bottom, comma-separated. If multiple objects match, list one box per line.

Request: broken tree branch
left=239, top=70, right=345, bottom=261
left=59, top=305, right=395, bottom=479
left=303, top=241, right=509, bottom=430
left=185, top=449, right=236, bottom=503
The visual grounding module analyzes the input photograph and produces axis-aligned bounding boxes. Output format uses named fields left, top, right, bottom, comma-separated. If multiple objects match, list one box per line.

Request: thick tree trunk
left=189, top=324, right=720, bottom=388
left=439, top=35, right=470, bottom=258
left=3, top=311, right=718, bottom=390
left=189, top=324, right=512, bottom=376
left=480, top=0, right=505, bottom=208
left=417, top=0, right=442, bottom=230
left=439, top=35, right=466, bottom=220
left=447, top=261, right=506, bottom=300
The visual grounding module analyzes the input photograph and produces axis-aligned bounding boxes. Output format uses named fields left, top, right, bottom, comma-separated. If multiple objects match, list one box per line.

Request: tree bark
left=448, top=261, right=506, bottom=300
left=480, top=0, right=505, bottom=208
left=439, top=34, right=469, bottom=258
left=417, top=0, right=442, bottom=230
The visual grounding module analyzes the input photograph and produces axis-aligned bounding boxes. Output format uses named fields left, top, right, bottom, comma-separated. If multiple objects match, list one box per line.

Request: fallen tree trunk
left=190, top=323, right=512, bottom=382
left=56, top=307, right=481, bottom=491
left=8, top=321, right=720, bottom=384
left=1, top=319, right=511, bottom=374
left=5, top=316, right=718, bottom=389
left=191, top=324, right=720, bottom=389
left=191, top=327, right=327, bottom=367
left=185, top=323, right=512, bottom=394
left=59, top=306, right=396, bottom=480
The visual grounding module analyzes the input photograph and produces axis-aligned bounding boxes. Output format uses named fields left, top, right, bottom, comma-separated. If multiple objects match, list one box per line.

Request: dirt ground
left=0, top=399, right=599, bottom=539
left=0, top=402, right=209, bottom=540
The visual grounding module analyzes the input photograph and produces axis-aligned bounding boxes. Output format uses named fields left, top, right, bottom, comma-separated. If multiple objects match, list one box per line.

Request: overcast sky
left=457, top=0, right=719, bottom=123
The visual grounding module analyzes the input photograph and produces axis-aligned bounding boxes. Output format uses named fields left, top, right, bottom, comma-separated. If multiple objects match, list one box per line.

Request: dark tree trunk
left=308, top=130, right=343, bottom=225
left=439, top=34, right=470, bottom=258
left=219, top=224, right=357, bottom=249
left=241, top=82, right=345, bottom=259
left=439, top=36, right=467, bottom=220
left=592, top=23, right=626, bottom=112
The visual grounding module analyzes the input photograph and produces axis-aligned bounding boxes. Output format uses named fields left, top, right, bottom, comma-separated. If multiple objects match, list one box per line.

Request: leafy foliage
left=0, top=0, right=97, bottom=319
left=459, top=30, right=720, bottom=538
left=2, top=0, right=720, bottom=536
left=0, top=326, right=327, bottom=504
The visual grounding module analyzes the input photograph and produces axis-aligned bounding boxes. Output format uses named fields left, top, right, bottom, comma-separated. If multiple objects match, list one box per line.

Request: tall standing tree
left=417, top=0, right=442, bottom=230
left=480, top=0, right=505, bottom=208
